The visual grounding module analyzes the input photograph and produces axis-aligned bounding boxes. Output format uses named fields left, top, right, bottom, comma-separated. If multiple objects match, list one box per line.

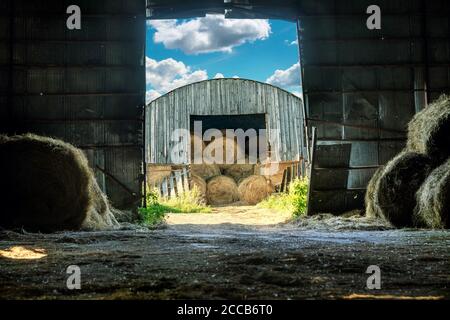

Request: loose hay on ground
left=238, top=175, right=274, bottom=205
left=0, top=134, right=119, bottom=232
left=206, top=176, right=240, bottom=205
left=407, top=95, right=450, bottom=164
left=414, top=159, right=450, bottom=229
left=81, top=177, right=120, bottom=231
left=367, top=151, right=432, bottom=228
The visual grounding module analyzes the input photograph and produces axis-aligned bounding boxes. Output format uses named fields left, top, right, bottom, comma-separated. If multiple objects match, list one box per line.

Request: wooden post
left=306, top=127, right=318, bottom=216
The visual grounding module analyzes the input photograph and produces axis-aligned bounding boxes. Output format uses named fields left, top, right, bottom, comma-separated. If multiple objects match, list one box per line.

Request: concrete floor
left=0, top=212, right=449, bottom=300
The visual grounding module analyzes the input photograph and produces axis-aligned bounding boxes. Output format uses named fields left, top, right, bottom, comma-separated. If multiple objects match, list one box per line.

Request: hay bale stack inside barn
left=414, top=159, right=450, bottom=229
left=205, top=136, right=245, bottom=164
left=0, top=134, right=119, bottom=232
left=220, top=163, right=255, bottom=183
left=238, top=175, right=274, bottom=205
left=191, top=164, right=221, bottom=181
left=407, top=95, right=450, bottom=164
left=206, top=176, right=240, bottom=205
left=366, top=151, right=432, bottom=228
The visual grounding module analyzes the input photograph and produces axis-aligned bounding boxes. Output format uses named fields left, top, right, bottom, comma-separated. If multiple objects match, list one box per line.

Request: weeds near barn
left=258, top=177, right=309, bottom=217
left=139, top=187, right=211, bottom=226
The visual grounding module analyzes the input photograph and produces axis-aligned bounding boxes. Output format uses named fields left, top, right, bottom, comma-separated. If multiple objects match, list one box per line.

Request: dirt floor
left=0, top=207, right=449, bottom=300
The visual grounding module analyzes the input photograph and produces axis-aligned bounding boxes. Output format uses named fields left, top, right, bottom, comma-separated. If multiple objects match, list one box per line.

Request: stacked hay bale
left=365, top=95, right=450, bottom=229
left=189, top=134, right=274, bottom=206
left=238, top=175, right=274, bottom=205
left=0, top=134, right=120, bottom=233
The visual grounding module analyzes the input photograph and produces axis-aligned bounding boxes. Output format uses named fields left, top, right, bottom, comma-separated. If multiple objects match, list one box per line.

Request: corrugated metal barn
left=1, top=0, right=450, bottom=214
left=145, top=78, right=306, bottom=165
left=0, top=0, right=146, bottom=209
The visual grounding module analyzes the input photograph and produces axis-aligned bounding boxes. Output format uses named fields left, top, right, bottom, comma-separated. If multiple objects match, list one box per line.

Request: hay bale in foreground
left=0, top=134, right=119, bottom=232
left=365, top=166, right=385, bottom=219
left=206, top=176, right=239, bottom=205
left=414, top=159, right=450, bottom=229
left=189, top=174, right=207, bottom=200
left=220, top=163, right=255, bottom=183
left=407, top=95, right=450, bottom=164
left=238, top=175, right=273, bottom=205
left=0, top=134, right=92, bottom=232
left=369, top=151, right=432, bottom=228
left=191, top=164, right=221, bottom=181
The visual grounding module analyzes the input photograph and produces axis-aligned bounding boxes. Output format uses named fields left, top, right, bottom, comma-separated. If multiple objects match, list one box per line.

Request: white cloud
left=148, top=15, right=271, bottom=55
left=266, top=62, right=301, bottom=88
left=146, top=90, right=161, bottom=104
left=232, top=75, right=240, bottom=79
left=146, top=57, right=208, bottom=103
left=213, top=73, right=225, bottom=79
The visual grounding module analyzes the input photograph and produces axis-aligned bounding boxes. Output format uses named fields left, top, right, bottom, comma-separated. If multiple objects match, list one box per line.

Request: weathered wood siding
left=146, top=78, right=305, bottom=164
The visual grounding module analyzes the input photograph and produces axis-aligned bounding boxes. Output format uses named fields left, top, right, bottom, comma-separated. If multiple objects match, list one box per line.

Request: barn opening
left=1, top=0, right=450, bottom=301
left=145, top=14, right=305, bottom=224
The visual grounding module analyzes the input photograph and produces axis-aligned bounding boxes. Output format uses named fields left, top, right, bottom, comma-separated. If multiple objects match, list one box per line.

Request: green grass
left=139, top=187, right=211, bottom=226
left=258, top=177, right=309, bottom=217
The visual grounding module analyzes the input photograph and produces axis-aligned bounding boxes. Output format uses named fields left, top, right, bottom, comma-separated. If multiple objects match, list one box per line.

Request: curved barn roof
left=148, top=78, right=302, bottom=106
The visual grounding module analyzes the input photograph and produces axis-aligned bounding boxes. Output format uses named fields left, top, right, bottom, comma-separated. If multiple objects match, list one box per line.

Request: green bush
left=258, top=177, right=309, bottom=217
left=139, top=187, right=211, bottom=226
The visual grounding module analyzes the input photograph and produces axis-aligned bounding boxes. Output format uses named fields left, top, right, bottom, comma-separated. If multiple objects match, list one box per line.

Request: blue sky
left=146, top=16, right=302, bottom=103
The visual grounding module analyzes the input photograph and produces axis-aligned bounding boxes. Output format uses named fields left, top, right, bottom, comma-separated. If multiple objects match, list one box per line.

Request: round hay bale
left=204, top=136, right=245, bottom=164
left=81, top=177, right=120, bottom=231
left=407, top=95, right=450, bottom=164
left=189, top=174, right=207, bottom=199
left=414, top=159, right=450, bottom=229
left=0, top=134, right=93, bottom=232
left=371, top=151, right=432, bottom=228
left=238, top=175, right=274, bottom=205
left=365, top=166, right=385, bottom=219
left=220, top=163, right=255, bottom=183
left=206, top=176, right=239, bottom=205
left=191, top=163, right=221, bottom=181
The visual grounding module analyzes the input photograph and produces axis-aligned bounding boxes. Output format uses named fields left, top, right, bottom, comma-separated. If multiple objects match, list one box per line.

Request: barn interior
left=0, top=0, right=449, bottom=300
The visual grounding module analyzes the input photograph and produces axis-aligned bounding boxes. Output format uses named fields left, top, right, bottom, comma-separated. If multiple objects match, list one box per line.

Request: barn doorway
left=144, top=15, right=305, bottom=227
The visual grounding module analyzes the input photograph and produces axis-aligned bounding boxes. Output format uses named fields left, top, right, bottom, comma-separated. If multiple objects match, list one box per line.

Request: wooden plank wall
left=146, top=78, right=306, bottom=164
